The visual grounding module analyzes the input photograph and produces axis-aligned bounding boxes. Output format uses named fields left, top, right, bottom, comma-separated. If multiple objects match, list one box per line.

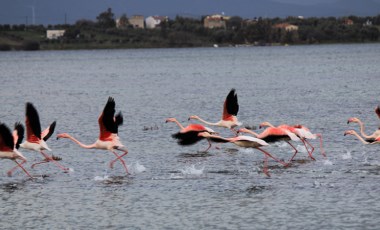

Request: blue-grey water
left=1, top=44, right=380, bottom=229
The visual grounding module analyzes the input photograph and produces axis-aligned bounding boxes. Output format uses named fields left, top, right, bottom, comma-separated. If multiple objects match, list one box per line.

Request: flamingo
left=166, top=117, right=217, bottom=152
left=198, top=132, right=288, bottom=176
left=347, top=114, right=380, bottom=141
left=20, top=102, right=68, bottom=172
left=188, top=89, right=241, bottom=134
left=259, top=121, right=326, bottom=160
left=237, top=126, right=301, bottom=163
left=0, top=122, right=33, bottom=178
left=57, top=97, right=129, bottom=174
left=344, top=130, right=380, bottom=144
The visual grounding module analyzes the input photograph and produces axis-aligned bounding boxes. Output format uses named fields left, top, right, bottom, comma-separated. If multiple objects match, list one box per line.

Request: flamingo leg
left=286, top=141, right=298, bottom=163
left=263, top=154, right=270, bottom=177
left=39, top=151, right=69, bottom=172
left=203, top=139, right=212, bottom=152
left=303, top=139, right=316, bottom=161
left=31, top=159, right=49, bottom=168
left=8, top=160, right=33, bottom=179
left=256, top=147, right=288, bottom=167
left=109, top=150, right=129, bottom=174
left=316, top=134, right=326, bottom=157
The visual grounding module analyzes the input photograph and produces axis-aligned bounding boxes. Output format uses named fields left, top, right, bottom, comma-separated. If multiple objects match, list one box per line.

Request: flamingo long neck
left=356, top=120, right=372, bottom=139
left=195, top=117, right=220, bottom=127
left=350, top=131, right=370, bottom=144
left=245, top=130, right=259, bottom=138
left=64, top=134, right=97, bottom=149
left=172, top=120, right=185, bottom=130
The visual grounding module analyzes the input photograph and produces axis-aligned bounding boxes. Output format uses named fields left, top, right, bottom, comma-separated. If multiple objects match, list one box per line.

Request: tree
left=118, top=14, right=129, bottom=29
left=96, top=8, right=116, bottom=29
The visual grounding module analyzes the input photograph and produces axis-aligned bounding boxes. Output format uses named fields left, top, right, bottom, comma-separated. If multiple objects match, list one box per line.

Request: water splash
left=323, top=159, right=333, bottom=166
left=94, top=175, right=110, bottom=181
left=342, top=151, right=352, bottom=160
left=128, top=162, right=146, bottom=174
left=180, top=165, right=204, bottom=176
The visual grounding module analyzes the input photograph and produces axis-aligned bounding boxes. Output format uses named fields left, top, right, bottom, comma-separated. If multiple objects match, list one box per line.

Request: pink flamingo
left=344, top=130, right=380, bottom=144
left=347, top=106, right=380, bottom=141
left=166, top=117, right=217, bottom=152
left=57, top=97, right=129, bottom=174
left=0, top=122, right=33, bottom=178
left=189, top=89, right=241, bottom=134
left=20, top=102, right=68, bottom=172
left=260, top=122, right=326, bottom=160
left=237, top=126, right=300, bottom=163
left=198, top=132, right=288, bottom=176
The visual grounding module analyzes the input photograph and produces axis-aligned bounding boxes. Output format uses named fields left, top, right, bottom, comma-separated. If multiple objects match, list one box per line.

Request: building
left=273, top=23, right=299, bottom=32
left=343, top=18, right=354, bottom=25
left=129, top=15, right=145, bottom=29
left=204, top=14, right=230, bottom=29
left=46, top=30, right=65, bottom=39
left=145, top=16, right=168, bottom=29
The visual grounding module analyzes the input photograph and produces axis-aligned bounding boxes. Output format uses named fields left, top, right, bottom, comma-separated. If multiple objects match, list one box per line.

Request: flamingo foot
left=7, top=171, right=13, bottom=177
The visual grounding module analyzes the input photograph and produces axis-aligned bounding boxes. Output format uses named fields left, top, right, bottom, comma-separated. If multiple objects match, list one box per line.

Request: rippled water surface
left=1, top=44, right=380, bottom=229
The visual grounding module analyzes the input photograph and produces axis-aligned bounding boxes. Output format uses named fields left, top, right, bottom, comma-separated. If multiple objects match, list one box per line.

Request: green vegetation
left=1, top=8, right=380, bottom=51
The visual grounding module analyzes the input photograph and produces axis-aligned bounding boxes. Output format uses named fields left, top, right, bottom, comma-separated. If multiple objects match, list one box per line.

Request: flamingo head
left=56, top=133, right=70, bottom=139
left=188, top=115, right=199, bottom=121
left=259, top=122, right=272, bottom=129
left=165, top=118, right=177, bottom=123
left=344, top=130, right=355, bottom=136
left=198, top=132, right=212, bottom=138
left=347, top=117, right=359, bottom=124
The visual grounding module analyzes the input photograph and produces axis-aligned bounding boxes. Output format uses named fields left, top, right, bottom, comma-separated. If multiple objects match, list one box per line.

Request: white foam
left=180, top=165, right=204, bottom=175
left=342, top=151, right=352, bottom=160
left=94, top=175, right=110, bottom=181
left=128, top=161, right=146, bottom=174
left=323, top=159, right=333, bottom=166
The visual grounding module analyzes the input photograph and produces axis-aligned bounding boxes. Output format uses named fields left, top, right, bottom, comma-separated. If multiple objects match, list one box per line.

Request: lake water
left=1, top=44, right=380, bottom=229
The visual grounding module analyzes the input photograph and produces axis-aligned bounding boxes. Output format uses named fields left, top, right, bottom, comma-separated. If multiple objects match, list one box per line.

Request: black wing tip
left=14, top=122, right=25, bottom=149
left=115, top=112, right=123, bottom=126
left=43, top=121, right=57, bottom=141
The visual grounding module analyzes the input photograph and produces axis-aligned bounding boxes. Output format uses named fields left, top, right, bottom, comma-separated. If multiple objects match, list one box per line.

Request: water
left=1, top=44, right=380, bottom=229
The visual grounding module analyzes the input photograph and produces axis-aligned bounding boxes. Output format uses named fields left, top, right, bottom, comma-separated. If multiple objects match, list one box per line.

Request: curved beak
left=347, top=120, right=350, bottom=124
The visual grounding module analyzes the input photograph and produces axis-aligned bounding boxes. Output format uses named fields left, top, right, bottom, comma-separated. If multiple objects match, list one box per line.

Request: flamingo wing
left=235, top=135, right=268, bottom=145
left=376, top=106, right=380, bottom=119
left=0, top=123, right=14, bottom=151
left=222, top=88, right=239, bottom=120
left=13, top=122, right=24, bottom=149
left=42, top=121, right=56, bottom=141
left=25, top=102, right=42, bottom=140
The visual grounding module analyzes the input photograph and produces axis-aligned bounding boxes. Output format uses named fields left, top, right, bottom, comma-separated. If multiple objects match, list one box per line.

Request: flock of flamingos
left=1, top=89, right=380, bottom=178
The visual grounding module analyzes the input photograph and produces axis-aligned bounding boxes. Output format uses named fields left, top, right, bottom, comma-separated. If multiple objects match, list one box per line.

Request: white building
left=46, top=30, right=65, bottom=39
left=145, top=16, right=168, bottom=29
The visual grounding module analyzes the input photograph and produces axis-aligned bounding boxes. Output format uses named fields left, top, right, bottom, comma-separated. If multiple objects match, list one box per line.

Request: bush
left=22, top=41, right=40, bottom=51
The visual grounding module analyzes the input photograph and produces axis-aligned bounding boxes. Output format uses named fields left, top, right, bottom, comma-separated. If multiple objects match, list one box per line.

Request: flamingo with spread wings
left=166, top=117, right=217, bottom=152
left=189, top=89, right=241, bottom=134
left=0, top=122, right=33, bottom=178
left=20, top=102, right=68, bottom=172
left=198, top=132, right=288, bottom=176
left=57, top=97, right=129, bottom=174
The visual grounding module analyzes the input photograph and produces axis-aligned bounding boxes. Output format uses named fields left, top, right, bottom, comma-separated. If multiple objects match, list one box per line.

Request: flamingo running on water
left=237, top=126, right=300, bottom=163
left=20, top=102, right=68, bottom=172
left=198, top=132, right=288, bottom=176
left=166, top=117, right=217, bottom=152
left=259, top=121, right=326, bottom=161
left=347, top=106, right=380, bottom=141
left=188, top=89, right=241, bottom=134
left=57, top=97, right=129, bottom=174
left=0, top=122, right=33, bottom=178
left=344, top=130, right=380, bottom=144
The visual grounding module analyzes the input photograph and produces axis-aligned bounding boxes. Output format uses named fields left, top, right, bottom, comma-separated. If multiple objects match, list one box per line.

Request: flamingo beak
left=347, top=120, right=350, bottom=124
